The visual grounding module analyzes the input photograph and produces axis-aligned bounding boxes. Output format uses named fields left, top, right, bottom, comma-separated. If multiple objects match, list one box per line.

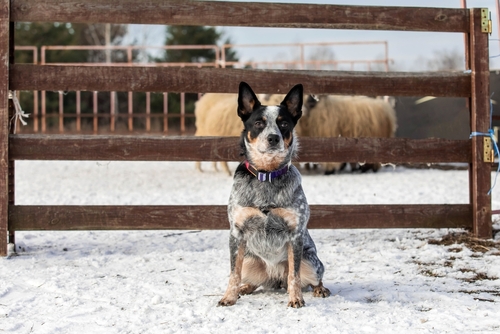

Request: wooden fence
left=0, top=0, right=493, bottom=256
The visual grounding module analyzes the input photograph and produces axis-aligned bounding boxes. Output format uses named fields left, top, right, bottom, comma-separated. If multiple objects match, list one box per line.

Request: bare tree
left=306, top=46, right=336, bottom=70
left=425, top=48, right=464, bottom=71
left=275, top=45, right=336, bottom=70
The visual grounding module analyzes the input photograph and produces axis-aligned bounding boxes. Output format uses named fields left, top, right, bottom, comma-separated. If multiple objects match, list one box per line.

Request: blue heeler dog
left=218, top=82, right=330, bottom=308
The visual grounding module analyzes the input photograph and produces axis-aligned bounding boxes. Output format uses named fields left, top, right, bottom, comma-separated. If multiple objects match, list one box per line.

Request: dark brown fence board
left=11, top=0, right=469, bottom=32
left=9, top=135, right=471, bottom=163
left=0, top=0, right=9, bottom=256
left=10, top=64, right=472, bottom=97
left=8, top=21, right=15, bottom=246
left=299, top=137, right=471, bottom=164
left=9, top=204, right=472, bottom=231
left=469, top=9, right=492, bottom=238
left=309, top=204, right=472, bottom=229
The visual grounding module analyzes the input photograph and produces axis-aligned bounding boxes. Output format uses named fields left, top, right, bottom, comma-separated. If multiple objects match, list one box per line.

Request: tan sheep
left=301, top=94, right=397, bottom=174
left=194, top=92, right=396, bottom=176
left=194, top=93, right=242, bottom=176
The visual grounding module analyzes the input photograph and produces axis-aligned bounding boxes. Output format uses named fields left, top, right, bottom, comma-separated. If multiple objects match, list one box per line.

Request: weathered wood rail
left=0, top=0, right=493, bottom=256
left=10, top=135, right=471, bottom=163
left=10, top=65, right=472, bottom=97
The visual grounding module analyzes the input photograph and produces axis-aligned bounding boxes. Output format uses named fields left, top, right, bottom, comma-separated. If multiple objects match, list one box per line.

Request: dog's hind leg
left=218, top=236, right=246, bottom=307
left=299, top=230, right=331, bottom=297
left=299, top=259, right=330, bottom=297
left=312, top=280, right=330, bottom=297
left=300, top=240, right=331, bottom=298
left=240, top=257, right=267, bottom=295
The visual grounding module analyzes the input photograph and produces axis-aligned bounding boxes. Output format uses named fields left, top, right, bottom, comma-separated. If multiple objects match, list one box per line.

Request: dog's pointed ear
left=281, top=84, right=303, bottom=123
left=238, top=82, right=261, bottom=120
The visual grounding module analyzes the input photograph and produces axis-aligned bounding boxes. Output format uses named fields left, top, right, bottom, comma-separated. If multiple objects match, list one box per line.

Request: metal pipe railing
left=16, top=41, right=389, bottom=135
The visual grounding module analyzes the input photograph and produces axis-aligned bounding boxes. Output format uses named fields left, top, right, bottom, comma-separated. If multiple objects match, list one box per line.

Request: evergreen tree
left=15, top=23, right=129, bottom=63
left=13, top=23, right=239, bottom=134
left=14, top=23, right=131, bottom=132
left=151, top=26, right=239, bottom=132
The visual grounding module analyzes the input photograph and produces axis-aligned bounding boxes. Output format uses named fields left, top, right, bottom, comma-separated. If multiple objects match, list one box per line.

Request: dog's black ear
left=238, top=82, right=261, bottom=120
left=281, top=84, right=303, bottom=122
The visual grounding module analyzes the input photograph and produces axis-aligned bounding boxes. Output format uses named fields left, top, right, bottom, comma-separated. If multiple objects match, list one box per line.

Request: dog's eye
left=254, top=121, right=264, bottom=128
left=279, top=121, right=288, bottom=128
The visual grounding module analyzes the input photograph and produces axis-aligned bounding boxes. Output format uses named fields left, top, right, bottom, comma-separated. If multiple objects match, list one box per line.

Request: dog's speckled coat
left=218, top=82, right=330, bottom=308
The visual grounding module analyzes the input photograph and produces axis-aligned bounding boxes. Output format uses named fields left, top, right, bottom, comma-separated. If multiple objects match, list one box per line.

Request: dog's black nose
left=267, top=134, right=280, bottom=146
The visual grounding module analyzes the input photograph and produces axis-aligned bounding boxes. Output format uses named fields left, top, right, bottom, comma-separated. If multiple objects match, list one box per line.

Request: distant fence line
left=14, top=41, right=390, bottom=135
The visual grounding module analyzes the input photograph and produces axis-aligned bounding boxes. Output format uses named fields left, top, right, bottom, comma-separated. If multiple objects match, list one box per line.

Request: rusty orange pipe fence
left=15, top=41, right=390, bottom=135
left=220, top=41, right=391, bottom=71
left=40, top=44, right=220, bottom=135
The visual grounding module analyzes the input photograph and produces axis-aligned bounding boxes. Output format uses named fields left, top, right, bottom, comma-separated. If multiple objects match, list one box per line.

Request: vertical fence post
left=180, top=92, right=185, bottom=135
left=93, top=91, right=98, bottom=134
left=59, top=91, right=64, bottom=133
left=469, top=8, right=492, bottom=238
left=128, top=92, right=133, bottom=131
left=76, top=91, right=81, bottom=132
left=41, top=46, right=46, bottom=133
left=110, top=91, right=116, bottom=132
left=0, top=0, right=10, bottom=256
left=7, top=18, right=14, bottom=247
left=146, top=92, right=151, bottom=132
left=163, top=92, right=168, bottom=134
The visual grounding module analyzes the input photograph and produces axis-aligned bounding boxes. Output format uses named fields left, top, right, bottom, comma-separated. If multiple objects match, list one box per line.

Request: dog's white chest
left=246, top=223, right=289, bottom=264
left=232, top=208, right=293, bottom=263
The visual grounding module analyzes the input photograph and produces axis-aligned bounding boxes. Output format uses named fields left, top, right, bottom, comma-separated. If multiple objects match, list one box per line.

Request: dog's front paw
left=287, top=298, right=305, bottom=308
left=313, top=284, right=331, bottom=298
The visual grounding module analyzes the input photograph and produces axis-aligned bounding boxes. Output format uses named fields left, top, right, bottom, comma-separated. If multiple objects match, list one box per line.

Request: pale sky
left=123, top=0, right=500, bottom=71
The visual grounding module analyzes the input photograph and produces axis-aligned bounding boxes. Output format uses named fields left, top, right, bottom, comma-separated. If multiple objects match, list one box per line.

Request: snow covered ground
left=1, top=160, right=500, bottom=333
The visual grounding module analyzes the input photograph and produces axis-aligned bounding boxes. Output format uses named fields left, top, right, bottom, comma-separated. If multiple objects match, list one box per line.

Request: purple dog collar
left=244, top=160, right=290, bottom=182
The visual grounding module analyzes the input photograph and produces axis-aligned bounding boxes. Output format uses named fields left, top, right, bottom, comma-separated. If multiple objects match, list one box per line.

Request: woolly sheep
left=194, top=92, right=396, bottom=176
left=194, top=93, right=241, bottom=176
left=301, top=94, right=397, bottom=174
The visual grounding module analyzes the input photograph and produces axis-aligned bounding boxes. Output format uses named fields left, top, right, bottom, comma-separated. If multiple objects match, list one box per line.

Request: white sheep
left=300, top=94, right=397, bottom=174
left=194, top=93, right=242, bottom=176
left=194, top=92, right=397, bottom=176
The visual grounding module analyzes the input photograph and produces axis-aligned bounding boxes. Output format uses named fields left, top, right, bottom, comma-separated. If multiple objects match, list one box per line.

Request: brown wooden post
left=41, top=46, right=46, bottom=133
left=180, top=92, right=185, bottom=135
left=469, top=8, right=492, bottom=238
left=93, top=91, right=98, bottom=134
left=146, top=92, right=151, bottom=132
left=461, top=0, right=470, bottom=70
left=58, top=91, right=64, bottom=133
left=7, top=20, right=15, bottom=247
left=110, top=91, right=116, bottom=132
left=163, top=92, right=168, bottom=134
left=0, top=0, right=10, bottom=256
left=128, top=92, right=133, bottom=131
